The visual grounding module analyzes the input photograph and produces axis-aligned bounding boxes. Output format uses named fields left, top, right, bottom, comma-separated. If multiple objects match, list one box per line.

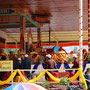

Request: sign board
left=0, top=8, right=29, bottom=15
left=0, top=61, right=13, bottom=71
left=0, top=9, right=18, bottom=14
left=43, top=46, right=54, bottom=49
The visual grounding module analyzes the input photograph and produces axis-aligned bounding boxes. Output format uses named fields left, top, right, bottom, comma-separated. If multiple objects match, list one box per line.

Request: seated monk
left=30, top=51, right=37, bottom=57
left=8, top=51, right=15, bottom=60
left=8, top=51, right=16, bottom=63
left=19, top=51, right=25, bottom=60
left=57, top=51, right=68, bottom=63
left=51, top=53, right=60, bottom=63
left=83, top=49, right=88, bottom=62
left=32, top=54, right=39, bottom=64
left=0, top=49, right=7, bottom=60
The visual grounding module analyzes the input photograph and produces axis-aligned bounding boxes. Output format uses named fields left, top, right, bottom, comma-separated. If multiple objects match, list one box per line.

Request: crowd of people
left=0, top=48, right=90, bottom=88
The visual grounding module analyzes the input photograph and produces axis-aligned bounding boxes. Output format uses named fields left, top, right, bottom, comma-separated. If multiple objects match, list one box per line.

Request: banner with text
left=0, top=61, right=13, bottom=71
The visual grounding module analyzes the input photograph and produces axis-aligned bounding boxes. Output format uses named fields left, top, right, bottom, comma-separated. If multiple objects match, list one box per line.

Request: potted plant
left=79, top=82, right=86, bottom=90
left=59, top=77, right=71, bottom=90
left=43, top=81, right=50, bottom=89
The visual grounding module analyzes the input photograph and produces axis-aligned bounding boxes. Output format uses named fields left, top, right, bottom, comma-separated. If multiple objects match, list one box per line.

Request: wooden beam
left=49, top=25, right=51, bottom=45
left=20, top=16, right=26, bottom=52
left=25, top=16, right=40, bottom=27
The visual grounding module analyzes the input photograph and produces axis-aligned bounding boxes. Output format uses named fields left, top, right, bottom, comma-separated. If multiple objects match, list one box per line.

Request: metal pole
left=49, top=24, right=51, bottom=45
left=79, top=0, right=83, bottom=69
left=16, top=42, right=17, bottom=54
left=37, top=27, right=41, bottom=47
left=5, top=41, right=7, bottom=53
left=88, top=0, right=90, bottom=54
left=11, top=61, right=13, bottom=85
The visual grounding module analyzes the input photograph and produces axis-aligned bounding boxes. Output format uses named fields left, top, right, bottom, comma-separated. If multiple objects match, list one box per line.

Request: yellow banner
left=0, top=61, right=13, bottom=71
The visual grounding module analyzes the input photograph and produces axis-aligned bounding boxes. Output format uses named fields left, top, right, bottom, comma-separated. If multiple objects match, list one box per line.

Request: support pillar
left=37, top=28, right=41, bottom=47
left=88, top=0, right=90, bottom=54
left=27, top=29, right=32, bottom=51
left=79, top=0, right=83, bottom=68
left=20, top=16, right=26, bottom=53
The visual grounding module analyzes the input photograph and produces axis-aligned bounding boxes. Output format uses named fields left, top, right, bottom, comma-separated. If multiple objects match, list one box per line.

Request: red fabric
left=48, top=72, right=58, bottom=81
left=59, top=47, right=67, bottom=54
left=82, top=49, right=88, bottom=61
left=58, top=72, right=70, bottom=78
left=70, top=51, right=76, bottom=54
left=46, top=49, right=53, bottom=54
left=0, top=43, right=5, bottom=48
left=2, top=72, right=10, bottom=81
left=7, top=45, right=20, bottom=49
left=21, top=71, right=28, bottom=79
left=6, top=42, right=88, bottom=49
left=69, top=72, right=78, bottom=85
left=40, top=51, right=48, bottom=57
left=83, top=49, right=87, bottom=53
left=1, top=72, right=11, bottom=87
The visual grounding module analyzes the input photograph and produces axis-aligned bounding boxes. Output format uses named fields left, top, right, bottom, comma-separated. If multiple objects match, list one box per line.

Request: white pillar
left=79, top=0, right=83, bottom=69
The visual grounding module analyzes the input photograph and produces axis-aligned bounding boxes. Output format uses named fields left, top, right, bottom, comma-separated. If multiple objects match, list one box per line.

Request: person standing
left=13, top=58, right=22, bottom=69
left=72, top=54, right=79, bottom=72
left=45, top=54, right=57, bottom=80
left=85, top=68, right=90, bottom=90
left=72, top=54, right=79, bottom=81
left=13, top=58, right=22, bottom=81
left=21, top=54, right=31, bottom=80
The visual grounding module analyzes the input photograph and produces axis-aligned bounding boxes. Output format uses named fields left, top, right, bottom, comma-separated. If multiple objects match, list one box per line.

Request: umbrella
left=5, top=83, right=46, bottom=90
